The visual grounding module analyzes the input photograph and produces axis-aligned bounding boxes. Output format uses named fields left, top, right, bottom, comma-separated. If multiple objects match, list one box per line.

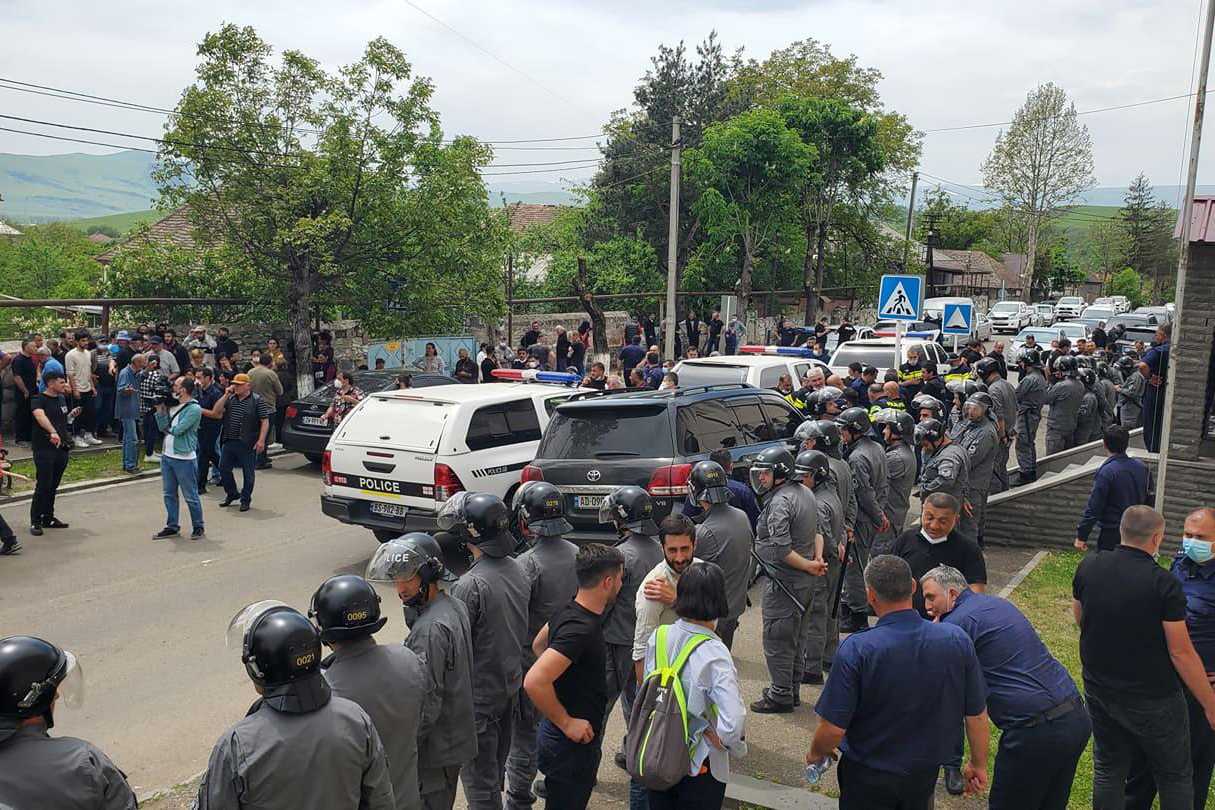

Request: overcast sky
left=1, top=0, right=1210, bottom=197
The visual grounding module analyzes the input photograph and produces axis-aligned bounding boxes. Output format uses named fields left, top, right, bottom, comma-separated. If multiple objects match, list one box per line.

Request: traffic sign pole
left=895, top=320, right=905, bottom=378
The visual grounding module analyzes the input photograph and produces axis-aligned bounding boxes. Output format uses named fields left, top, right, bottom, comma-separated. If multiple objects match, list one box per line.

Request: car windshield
left=1059, top=297, right=1083, bottom=306
left=538, top=406, right=674, bottom=458
left=1084, top=308, right=1114, bottom=319
left=1015, top=328, right=1060, bottom=343
left=1058, top=324, right=1087, bottom=338
left=673, top=362, right=749, bottom=387
left=991, top=303, right=1021, bottom=313
left=301, top=371, right=412, bottom=404
left=1117, top=327, right=1158, bottom=343
left=831, top=345, right=897, bottom=369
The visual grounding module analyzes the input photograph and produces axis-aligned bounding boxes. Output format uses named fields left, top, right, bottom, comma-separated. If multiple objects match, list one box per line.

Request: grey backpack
left=624, top=625, right=712, bottom=790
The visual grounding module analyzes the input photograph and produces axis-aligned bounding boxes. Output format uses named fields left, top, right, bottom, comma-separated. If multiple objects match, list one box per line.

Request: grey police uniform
left=875, top=441, right=916, bottom=554
left=405, top=592, right=477, bottom=810
left=1075, top=390, right=1102, bottom=446
left=196, top=691, right=395, bottom=810
left=755, top=480, right=818, bottom=705
left=323, top=639, right=426, bottom=810
left=504, top=534, right=578, bottom=810
left=602, top=531, right=664, bottom=738
left=451, top=544, right=530, bottom=810
left=0, top=726, right=137, bottom=810
left=842, top=436, right=888, bottom=616
left=1097, top=379, right=1117, bottom=430
left=803, top=481, right=846, bottom=680
left=694, top=501, right=755, bottom=650
left=1014, top=369, right=1049, bottom=482
left=1118, top=372, right=1144, bottom=427
left=1043, top=377, right=1085, bottom=455
left=986, top=376, right=1018, bottom=494
left=827, top=455, right=857, bottom=538
left=920, top=441, right=976, bottom=542
left=955, top=417, right=999, bottom=545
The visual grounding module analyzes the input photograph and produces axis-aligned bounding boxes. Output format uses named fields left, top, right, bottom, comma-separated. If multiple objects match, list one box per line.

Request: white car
left=1055, top=296, right=1085, bottom=320
left=1033, top=303, right=1056, bottom=326
left=1056, top=321, right=1091, bottom=343
left=828, top=338, right=951, bottom=378
left=320, top=382, right=583, bottom=541
left=1110, top=295, right=1131, bottom=314
left=673, top=347, right=830, bottom=389
left=987, top=301, right=1033, bottom=334
left=923, top=296, right=989, bottom=342
left=1007, top=326, right=1065, bottom=362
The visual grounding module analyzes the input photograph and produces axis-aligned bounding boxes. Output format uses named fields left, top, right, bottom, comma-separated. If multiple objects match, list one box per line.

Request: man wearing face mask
left=366, top=533, right=476, bottom=810
left=1125, top=507, right=1215, bottom=808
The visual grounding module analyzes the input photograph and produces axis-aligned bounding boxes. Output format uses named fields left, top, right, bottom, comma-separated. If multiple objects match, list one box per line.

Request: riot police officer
left=872, top=408, right=916, bottom=552
left=795, top=419, right=856, bottom=543
left=953, top=392, right=999, bottom=546
left=1013, top=348, right=1049, bottom=484
left=795, top=449, right=845, bottom=686
left=912, top=393, right=945, bottom=424
left=805, top=386, right=847, bottom=419
left=504, top=482, right=578, bottom=810
left=198, top=602, right=394, bottom=809
left=975, top=356, right=1017, bottom=494
left=836, top=407, right=889, bottom=633
left=916, top=418, right=976, bottom=543
left=749, top=445, right=824, bottom=713
left=367, top=533, right=475, bottom=810
left=1043, top=355, right=1085, bottom=455
left=945, top=379, right=980, bottom=438
left=1115, top=354, right=1144, bottom=427
left=1095, top=361, right=1118, bottom=431
left=0, top=636, right=137, bottom=810
left=1075, top=368, right=1103, bottom=446
left=686, top=460, right=754, bottom=651
left=312, top=575, right=427, bottom=810
left=438, top=492, right=530, bottom=810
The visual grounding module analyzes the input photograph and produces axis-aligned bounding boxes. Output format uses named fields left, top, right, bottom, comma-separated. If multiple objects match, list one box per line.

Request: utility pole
left=664, top=116, right=681, bottom=360
left=505, top=253, right=514, bottom=348
left=923, top=213, right=941, bottom=298
left=902, top=170, right=919, bottom=270
left=1156, top=0, right=1215, bottom=514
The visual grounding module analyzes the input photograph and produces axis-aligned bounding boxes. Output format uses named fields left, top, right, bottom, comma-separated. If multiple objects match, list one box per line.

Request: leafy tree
left=156, top=24, right=508, bottom=395
left=981, top=82, right=1096, bottom=287
left=0, top=224, right=105, bottom=336
left=85, top=225, right=122, bottom=238
left=1118, top=174, right=1177, bottom=300
left=684, top=108, right=815, bottom=311
left=1038, top=243, right=1085, bottom=295
left=1108, top=266, right=1150, bottom=308
left=1079, top=219, right=1127, bottom=292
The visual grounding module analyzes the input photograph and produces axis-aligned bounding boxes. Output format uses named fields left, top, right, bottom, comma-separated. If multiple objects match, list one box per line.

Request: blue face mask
left=1182, top=537, right=1214, bottom=565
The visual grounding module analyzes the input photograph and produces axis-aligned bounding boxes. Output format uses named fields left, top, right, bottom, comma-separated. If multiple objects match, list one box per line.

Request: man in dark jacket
left=1074, top=426, right=1151, bottom=553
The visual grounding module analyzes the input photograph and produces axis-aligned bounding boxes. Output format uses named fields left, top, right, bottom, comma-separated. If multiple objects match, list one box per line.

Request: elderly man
left=185, top=325, right=217, bottom=366
left=922, top=565, right=1089, bottom=810
left=210, top=372, right=272, bottom=512
left=1073, top=505, right=1215, bottom=808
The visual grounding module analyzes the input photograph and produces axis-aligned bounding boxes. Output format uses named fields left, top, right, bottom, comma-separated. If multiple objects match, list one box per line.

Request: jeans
left=143, top=409, right=160, bottom=456
left=197, top=426, right=221, bottom=488
left=989, top=700, right=1092, bottom=810
left=463, top=698, right=515, bottom=810
left=94, top=387, right=115, bottom=435
left=837, top=757, right=937, bottom=810
left=1125, top=687, right=1215, bottom=810
left=219, top=440, right=257, bottom=504
left=30, top=448, right=69, bottom=526
left=1088, top=687, right=1193, bottom=809
left=536, top=718, right=602, bottom=810
left=646, top=770, right=727, bottom=809
left=71, top=390, right=95, bottom=436
left=603, top=642, right=649, bottom=810
left=121, top=418, right=139, bottom=471
left=161, top=455, right=203, bottom=532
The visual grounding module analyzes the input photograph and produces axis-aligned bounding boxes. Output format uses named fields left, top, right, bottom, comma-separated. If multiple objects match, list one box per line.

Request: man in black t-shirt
left=1073, top=505, right=1215, bottom=807
left=525, top=544, right=624, bottom=810
left=29, top=370, right=78, bottom=536
left=10, top=339, right=39, bottom=445
left=892, top=492, right=987, bottom=618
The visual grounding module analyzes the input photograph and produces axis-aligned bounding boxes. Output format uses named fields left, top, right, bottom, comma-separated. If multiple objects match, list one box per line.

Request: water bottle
left=804, top=756, right=833, bottom=785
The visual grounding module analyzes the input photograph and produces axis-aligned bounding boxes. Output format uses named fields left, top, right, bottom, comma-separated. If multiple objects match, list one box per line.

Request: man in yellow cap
left=209, top=372, right=273, bottom=511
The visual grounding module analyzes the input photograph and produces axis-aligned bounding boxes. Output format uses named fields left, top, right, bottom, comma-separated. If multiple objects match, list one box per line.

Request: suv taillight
left=434, top=463, right=465, bottom=502
left=322, top=450, right=333, bottom=485
left=521, top=465, right=544, bottom=483
left=648, top=463, right=693, bottom=497
left=285, top=404, right=298, bottom=420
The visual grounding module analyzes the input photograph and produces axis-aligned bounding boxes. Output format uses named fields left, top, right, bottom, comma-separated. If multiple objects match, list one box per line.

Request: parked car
left=873, top=320, right=942, bottom=341
left=1091, top=297, right=1115, bottom=310
left=1080, top=305, right=1115, bottom=324
left=522, top=384, right=804, bottom=542
left=1033, top=302, right=1056, bottom=326
left=1056, top=322, right=1091, bottom=343
left=673, top=347, right=830, bottom=389
left=1110, top=295, right=1131, bottom=314
left=282, top=370, right=458, bottom=463
left=320, top=380, right=583, bottom=542
left=828, top=338, right=951, bottom=378
left=922, top=296, right=989, bottom=342
left=1055, top=296, right=1086, bottom=320
left=1007, top=326, right=1066, bottom=362
left=1113, top=325, right=1160, bottom=356
left=1134, top=305, right=1173, bottom=323
left=987, top=301, right=1033, bottom=334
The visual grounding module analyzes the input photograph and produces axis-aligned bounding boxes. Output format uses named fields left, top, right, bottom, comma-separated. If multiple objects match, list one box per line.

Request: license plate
left=369, top=502, right=407, bottom=518
left=575, top=495, right=604, bottom=510
left=301, top=416, right=328, bottom=427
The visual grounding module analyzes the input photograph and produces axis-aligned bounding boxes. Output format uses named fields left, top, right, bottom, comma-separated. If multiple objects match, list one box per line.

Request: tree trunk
left=1023, top=218, right=1039, bottom=293
left=811, top=222, right=829, bottom=324
left=739, top=236, right=754, bottom=316
left=574, top=257, right=607, bottom=355
left=290, top=265, right=315, bottom=398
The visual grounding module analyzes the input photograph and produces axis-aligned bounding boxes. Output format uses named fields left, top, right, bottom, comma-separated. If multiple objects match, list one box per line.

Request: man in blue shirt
left=1126, top=506, right=1215, bottom=809
left=921, top=565, right=1090, bottom=810
left=1075, top=425, right=1151, bottom=552
left=808, top=555, right=989, bottom=809
left=619, top=336, right=646, bottom=377
left=36, top=347, right=63, bottom=393
left=1141, top=323, right=1170, bottom=452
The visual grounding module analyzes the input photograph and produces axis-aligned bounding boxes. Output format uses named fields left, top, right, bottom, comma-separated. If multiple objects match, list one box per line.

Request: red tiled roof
left=1177, top=196, right=1215, bottom=243
left=94, top=204, right=203, bottom=264
left=86, top=232, right=114, bottom=244
left=507, top=203, right=562, bottom=234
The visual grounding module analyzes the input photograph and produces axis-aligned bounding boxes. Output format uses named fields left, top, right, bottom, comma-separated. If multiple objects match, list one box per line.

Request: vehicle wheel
left=373, top=529, right=400, bottom=543
left=304, top=452, right=324, bottom=465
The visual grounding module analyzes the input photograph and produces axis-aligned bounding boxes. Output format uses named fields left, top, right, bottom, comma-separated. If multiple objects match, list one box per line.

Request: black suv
left=522, top=384, right=804, bottom=541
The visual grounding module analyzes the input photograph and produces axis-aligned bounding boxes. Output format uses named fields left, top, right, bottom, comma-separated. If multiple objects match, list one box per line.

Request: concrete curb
left=137, top=768, right=206, bottom=806
left=998, top=549, right=1050, bottom=598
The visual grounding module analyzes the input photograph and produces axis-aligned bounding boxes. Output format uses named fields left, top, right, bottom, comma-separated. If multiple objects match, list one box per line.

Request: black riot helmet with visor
left=794, top=419, right=843, bottom=457
left=437, top=491, right=515, bottom=558
left=225, top=601, right=330, bottom=713
left=911, top=394, right=944, bottom=421
left=0, top=636, right=84, bottom=741
left=873, top=407, right=915, bottom=440
left=687, top=460, right=732, bottom=506
left=513, top=481, right=573, bottom=537
left=308, top=575, right=387, bottom=644
left=598, top=485, right=660, bottom=535
left=914, top=418, right=947, bottom=447
left=365, top=532, right=455, bottom=610
left=794, top=449, right=831, bottom=487
left=749, top=445, right=795, bottom=496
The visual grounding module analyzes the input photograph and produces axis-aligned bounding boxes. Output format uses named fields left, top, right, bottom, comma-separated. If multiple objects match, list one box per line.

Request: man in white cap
left=186, top=325, right=217, bottom=367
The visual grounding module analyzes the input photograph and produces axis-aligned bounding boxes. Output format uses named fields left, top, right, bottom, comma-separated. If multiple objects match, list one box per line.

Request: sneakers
left=146, top=453, right=161, bottom=462
left=190, top=527, right=206, bottom=540
left=72, top=437, right=88, bottom=449
left=239, top=503, right=251, bottom=512
left=85, top=433, right=103, bottom=446
left=220, top=497, right=238, bottom=508
left=0, top=541, right=21, bottom=555
left=153, top=527, right=180, bottom=540
left=750, top=691, right=795, bottom=714
left=43, top=518, right=69, bottom=529
left=29, top=525, right=42, bottom=536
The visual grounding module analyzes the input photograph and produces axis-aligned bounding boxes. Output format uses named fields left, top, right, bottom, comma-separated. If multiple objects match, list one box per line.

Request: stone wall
left=1165, top=246, right=1215, bottom=460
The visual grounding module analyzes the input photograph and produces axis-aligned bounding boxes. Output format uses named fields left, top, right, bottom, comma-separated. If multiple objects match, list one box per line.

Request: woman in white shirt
left=641, top=562, right=747, bottom=809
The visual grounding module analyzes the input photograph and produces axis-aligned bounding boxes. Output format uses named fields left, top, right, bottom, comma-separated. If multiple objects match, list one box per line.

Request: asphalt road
left=0, top=453, right=1039, bottom=808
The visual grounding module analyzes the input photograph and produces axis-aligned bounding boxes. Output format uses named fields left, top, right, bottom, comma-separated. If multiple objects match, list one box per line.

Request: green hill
left=0, top=150, right=158, bottom=222
left=64, top=208, right=162, bottom=234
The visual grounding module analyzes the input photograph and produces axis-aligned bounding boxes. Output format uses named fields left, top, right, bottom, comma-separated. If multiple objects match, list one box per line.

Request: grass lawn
left=3, top=448, right=157, bottom=495
left=63, top=208, right=161, bottom=235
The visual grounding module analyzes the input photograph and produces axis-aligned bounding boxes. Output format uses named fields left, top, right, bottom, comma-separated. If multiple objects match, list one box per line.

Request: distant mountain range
left=919, top=184, right=1214, bottom=210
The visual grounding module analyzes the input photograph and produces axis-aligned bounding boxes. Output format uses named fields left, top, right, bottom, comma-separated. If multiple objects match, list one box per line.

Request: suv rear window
left=466, top=399, right=541, bottom=451
left=538, top=406, right=673, bottom=458
left=677, top=400, right=743, bottom=454
left=674, top=362, right=748, bottom=387
left=831, top=346, right=897, bottom=369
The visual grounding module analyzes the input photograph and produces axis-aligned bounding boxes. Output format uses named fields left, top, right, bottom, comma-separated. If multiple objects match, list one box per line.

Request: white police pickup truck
left=321, top=375, right=583, bottom=542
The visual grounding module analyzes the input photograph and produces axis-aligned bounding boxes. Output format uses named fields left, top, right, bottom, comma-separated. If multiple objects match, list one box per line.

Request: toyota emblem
left=586, top=469, right=602, bottom=482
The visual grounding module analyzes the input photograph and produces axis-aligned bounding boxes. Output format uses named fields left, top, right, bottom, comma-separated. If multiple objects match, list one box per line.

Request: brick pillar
left=1164, top=247, right=1215, bottom=461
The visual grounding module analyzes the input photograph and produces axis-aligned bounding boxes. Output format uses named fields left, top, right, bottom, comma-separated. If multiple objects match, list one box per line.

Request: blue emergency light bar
left=738, top=345, right=819, bottom=358
left=490, top=369, right=582, bottom=384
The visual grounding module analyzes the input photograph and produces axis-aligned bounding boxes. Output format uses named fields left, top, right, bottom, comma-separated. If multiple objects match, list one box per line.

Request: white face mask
left=921, top=529, right=950, bottom=545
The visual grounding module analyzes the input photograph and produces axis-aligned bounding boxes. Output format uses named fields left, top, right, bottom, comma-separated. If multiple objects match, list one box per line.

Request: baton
left=0, top=468, right=30, bottom=483
left=750, top=549, right=807, bottom=616
left=829, top=537, right=853, bottom=619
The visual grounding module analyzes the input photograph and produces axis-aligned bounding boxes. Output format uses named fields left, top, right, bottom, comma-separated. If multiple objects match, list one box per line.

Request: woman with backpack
left=633, top=562, right=747, bottom=809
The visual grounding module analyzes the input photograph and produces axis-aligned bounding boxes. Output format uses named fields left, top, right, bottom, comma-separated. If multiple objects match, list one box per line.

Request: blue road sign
left=876, top=274, right=924, bottom=321
left=942, top=302, right=974, bottom=336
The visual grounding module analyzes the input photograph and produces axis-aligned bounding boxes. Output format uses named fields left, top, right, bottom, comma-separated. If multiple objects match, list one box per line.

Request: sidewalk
left=2, top=433, right=122, bottom=462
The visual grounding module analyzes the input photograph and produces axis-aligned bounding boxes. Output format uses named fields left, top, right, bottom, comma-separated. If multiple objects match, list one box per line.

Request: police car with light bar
left=671, top=345, right=831, bottom=390
left=320, top=371, right=586, bottom=543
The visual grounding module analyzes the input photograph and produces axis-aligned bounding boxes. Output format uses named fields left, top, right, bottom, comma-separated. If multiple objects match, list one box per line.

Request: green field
left=64, top=208, right=161, bottom=235
left=1055, top=205, right=1122, bottom=241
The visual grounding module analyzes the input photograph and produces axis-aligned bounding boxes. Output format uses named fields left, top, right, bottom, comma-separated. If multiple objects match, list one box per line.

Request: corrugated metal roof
left=1176, top=196, right=1215, bottom=243
left=0, top=221, right=22, bottom=237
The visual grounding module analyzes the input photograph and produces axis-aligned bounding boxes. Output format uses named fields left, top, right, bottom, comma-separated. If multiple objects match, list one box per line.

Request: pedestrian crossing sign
left=876, top=274, right=923, bottom=321
left=942, top=302, right=974, bottom=335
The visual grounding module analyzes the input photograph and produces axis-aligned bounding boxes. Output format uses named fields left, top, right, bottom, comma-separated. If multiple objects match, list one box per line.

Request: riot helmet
left=437, top=491, right=514, bottom=557
left=513, top=481, right=573, bottom=537
left=1115, top=355, right=1136, bottom=374
left=1019, top=347, right=1044, bottom=369
left=911, top=394, right=944, bottom=421
left=794, top=419, right=843, bottom=457
left=598, top=486, right=659, bottom=535
left=1054, top=355, right=1079, bottom=378
left=873, top=408, right=915, bottom=440
left=946, top=379, right=979, bottom=401
left=1078, top=367, right=1097, bottom=388
left=308, top=575, right=387, bottom=644
left=806, top=386, right=845, bottom=416
left=794, top=449, right=831, bottom=487
left=0, top=636, right=83, bottom=739
left=914, top=418, right=947, bottom=447
left=834, top=407, right=872, bottom=439
left=748, top=445, right=795, bottom=496
left=973, top=356, right=1001, bottom=379
left=964, top=391, right=994, bottom=421
left=365, top=532, right=455, bottom=609
left=687, top=460, right=732, bottom=506
left=226, top=601, right=330, bottom=713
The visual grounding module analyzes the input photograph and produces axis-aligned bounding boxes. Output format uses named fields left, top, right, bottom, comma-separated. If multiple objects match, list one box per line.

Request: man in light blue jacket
left=154, top=376, right=204, bottom=539
left=115, top=354, right=144, bottom=473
